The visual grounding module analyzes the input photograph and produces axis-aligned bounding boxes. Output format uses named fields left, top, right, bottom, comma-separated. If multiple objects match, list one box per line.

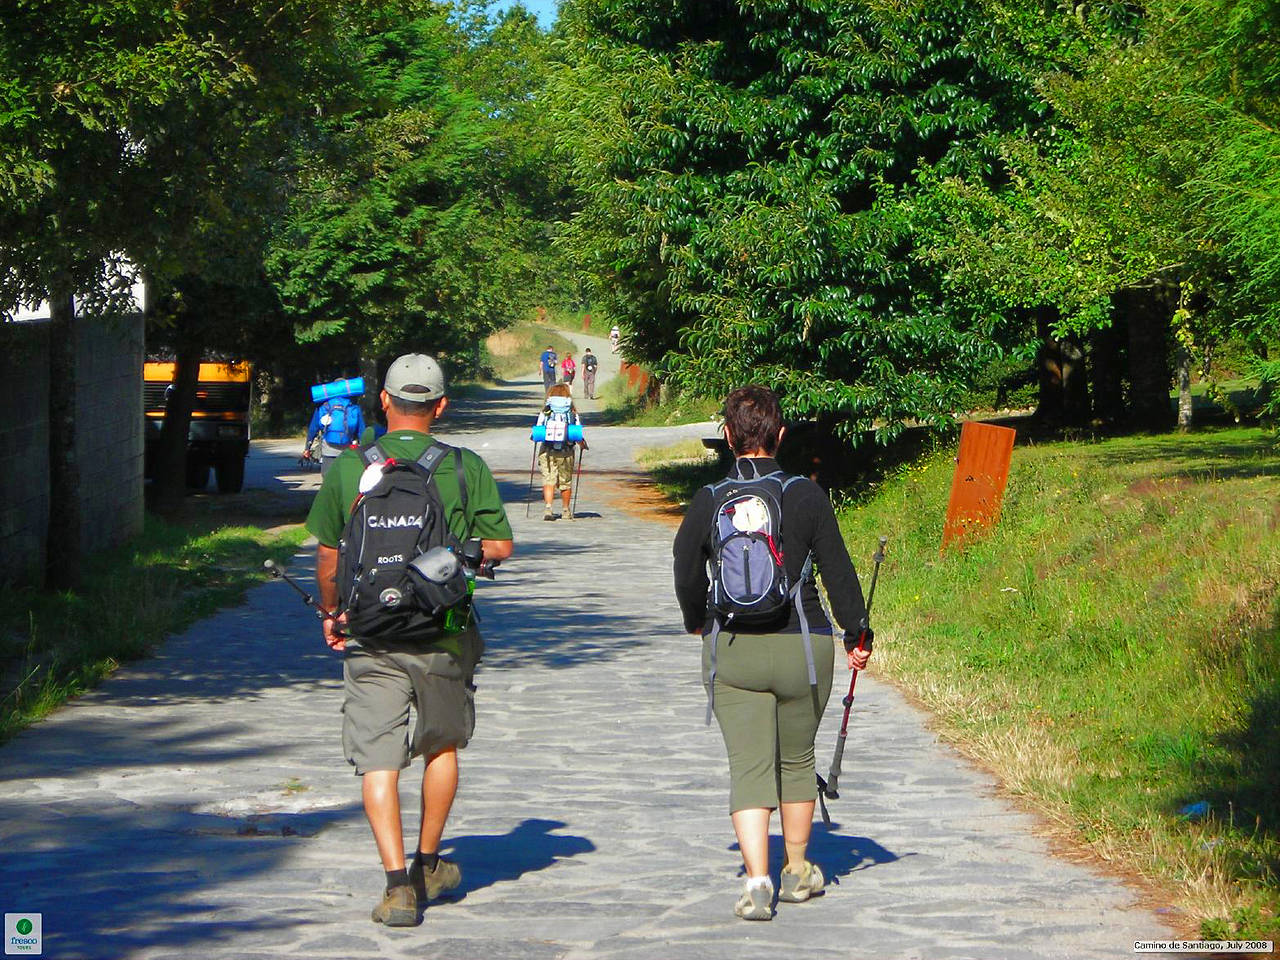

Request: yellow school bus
left=143, top=361, right=251, bottom=493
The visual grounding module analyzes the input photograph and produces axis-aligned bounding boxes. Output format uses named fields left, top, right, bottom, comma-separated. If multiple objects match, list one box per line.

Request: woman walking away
left=535, top=384, right=586, bottom=520
left=560, top=352, right=576, bottom=394
left=672, top=385, right=870, bottom=921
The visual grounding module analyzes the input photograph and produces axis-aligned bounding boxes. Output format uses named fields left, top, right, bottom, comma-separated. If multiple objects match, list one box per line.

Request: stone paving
left=0, top=333, right=1175, bottom=958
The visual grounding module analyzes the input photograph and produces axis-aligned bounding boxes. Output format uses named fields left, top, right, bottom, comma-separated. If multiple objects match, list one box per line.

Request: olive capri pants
left=702, top=631, right=835, bottom=813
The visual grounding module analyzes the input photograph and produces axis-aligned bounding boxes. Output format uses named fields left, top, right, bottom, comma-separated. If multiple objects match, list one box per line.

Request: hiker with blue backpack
left=305, top=378, right=367, bottom=476
left=532, top=383, right=586, bottom=520
left=672, top=385, right=871, bottom=922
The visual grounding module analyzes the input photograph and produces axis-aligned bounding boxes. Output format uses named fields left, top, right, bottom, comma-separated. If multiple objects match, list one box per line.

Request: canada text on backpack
left=336, top=441, right=472, bottom=643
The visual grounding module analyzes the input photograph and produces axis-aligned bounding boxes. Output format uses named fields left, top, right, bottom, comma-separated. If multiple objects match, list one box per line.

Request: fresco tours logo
left=4, top=914, right=41, bottom=956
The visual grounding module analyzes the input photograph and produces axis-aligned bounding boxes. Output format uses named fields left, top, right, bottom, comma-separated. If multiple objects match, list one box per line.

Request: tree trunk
left=359, top=353, right=380, bottom=430
left=1115, top=284, right=1176, bottom=430
left=151, top=343, right=203, bottom=513
left=1176, top=341, right=1194, bottom=431
left=45, top=288, right=81, bottom=590
left=1088, top=321, right=1127, bottom=425
left=1034, top=306, right=1089, bottom=427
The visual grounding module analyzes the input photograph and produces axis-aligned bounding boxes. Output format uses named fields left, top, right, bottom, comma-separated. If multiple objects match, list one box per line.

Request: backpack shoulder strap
left=415, top=442, right=469, bottom=517
left=360, top=441, right=387, bottom=466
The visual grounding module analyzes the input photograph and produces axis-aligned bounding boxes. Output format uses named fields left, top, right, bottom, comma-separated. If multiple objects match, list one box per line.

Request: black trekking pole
left=524, top=441, right=538, bottom=519
left=572, top=445, right=585, bottom=515
left=818, top=535, right=888, bottom=814
left=264, top=559, right=334, bottom=621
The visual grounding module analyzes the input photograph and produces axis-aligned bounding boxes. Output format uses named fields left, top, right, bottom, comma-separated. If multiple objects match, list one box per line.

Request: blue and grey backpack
left=703, top=461, right=816, bottom=721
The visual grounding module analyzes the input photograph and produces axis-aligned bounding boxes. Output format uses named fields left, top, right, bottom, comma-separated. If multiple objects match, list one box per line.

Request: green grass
left=598, top=376, right=722, bottom=427
left=534, top=305, right=611, bottom=336
left=840, top=426, right=1280, bottom=937
left=641, top=425, right=1280, bottom=936
left=0, top=515, right=308, bottom=742
left=482, top=322, right=578, bottom=383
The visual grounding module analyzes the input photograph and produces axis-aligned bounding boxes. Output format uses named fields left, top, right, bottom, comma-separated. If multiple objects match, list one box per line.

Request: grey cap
left=384, top=353, right=446, bottom=402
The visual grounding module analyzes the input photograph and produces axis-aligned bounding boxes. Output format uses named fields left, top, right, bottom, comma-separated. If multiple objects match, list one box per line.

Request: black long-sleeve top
left=673, top=457, right=867, bottom=639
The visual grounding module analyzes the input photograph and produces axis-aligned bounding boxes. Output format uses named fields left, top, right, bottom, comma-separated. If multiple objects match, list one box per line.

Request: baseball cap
left=384, top=353, right=446, bottom=402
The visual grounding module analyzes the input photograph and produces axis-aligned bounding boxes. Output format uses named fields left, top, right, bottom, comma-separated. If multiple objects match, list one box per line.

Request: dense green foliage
left=551, top=0, right=1280, bottom=435
left=266, top=3, right=562, bottom=370
left=552, top=0, right=1074, bottom=439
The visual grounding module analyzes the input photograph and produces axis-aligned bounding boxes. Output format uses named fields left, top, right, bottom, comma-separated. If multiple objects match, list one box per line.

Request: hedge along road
left=0, top=331, right=1174, bottom=959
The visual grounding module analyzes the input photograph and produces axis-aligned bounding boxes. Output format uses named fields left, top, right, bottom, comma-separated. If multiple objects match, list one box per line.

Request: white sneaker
left=733, top=876, right=773, bottom=921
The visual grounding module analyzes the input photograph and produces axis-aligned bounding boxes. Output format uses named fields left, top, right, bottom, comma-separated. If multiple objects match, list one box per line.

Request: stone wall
left=0, top=314, right=145, bottom=586
left=74, top=316, right=145, bottom=557
left=0, top=322, right=51, bottom=584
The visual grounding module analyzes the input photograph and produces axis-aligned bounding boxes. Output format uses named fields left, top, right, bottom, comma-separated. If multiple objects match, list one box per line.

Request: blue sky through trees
left=491, top=0, right=557, bottom=28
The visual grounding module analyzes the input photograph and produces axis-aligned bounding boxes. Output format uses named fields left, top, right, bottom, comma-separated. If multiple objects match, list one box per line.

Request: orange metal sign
left=942, top=422, right=1016, bottom=551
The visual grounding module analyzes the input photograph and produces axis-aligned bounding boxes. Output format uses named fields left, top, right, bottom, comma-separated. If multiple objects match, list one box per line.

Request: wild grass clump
left=0, top=516, right=307, bottom=741
left=839, top=426, right=1279, bottom=937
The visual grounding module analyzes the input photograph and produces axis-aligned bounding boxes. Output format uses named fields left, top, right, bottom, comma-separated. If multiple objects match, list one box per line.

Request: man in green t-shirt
left=305, top=353, right=514, bottom=927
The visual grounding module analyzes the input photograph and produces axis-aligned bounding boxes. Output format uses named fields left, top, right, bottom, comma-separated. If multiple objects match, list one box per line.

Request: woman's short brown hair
left=723, top=385, right=783, bottom=456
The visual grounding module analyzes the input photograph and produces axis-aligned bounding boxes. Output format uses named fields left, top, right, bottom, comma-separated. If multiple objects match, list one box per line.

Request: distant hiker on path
left=582, top=348, right=599, bottom=399
left=305, top=353, right=515, bottom=927
left=561, top=352, right=576, bottom=393
left=540, top=345, right=558, bottom=393
left=534, top=383, right=586, bottom=521
left=672, top=385, right=870, bottom=922
left=306, top=384, right=366, bottom=476
left=609, top=325, right=620, bottom=352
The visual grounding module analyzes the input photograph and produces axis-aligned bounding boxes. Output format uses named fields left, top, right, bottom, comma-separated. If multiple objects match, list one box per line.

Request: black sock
left=415, top=851, right=440, bottom=873
left=385, top=868, right=409, bottom=891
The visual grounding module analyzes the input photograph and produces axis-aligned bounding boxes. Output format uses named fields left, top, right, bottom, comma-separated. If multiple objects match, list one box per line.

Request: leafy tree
left=551, top=0, right=1070, bottom=441
left=932, top=0, right=1280, bottom=429
left=266, top=4, right=553, bottom=385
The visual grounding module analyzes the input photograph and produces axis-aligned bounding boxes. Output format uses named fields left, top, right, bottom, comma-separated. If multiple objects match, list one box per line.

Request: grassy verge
left=482, top=323, right=578, bottom=383
left=640, top=426, right=1280, bottom=937
left=0, top=515, right=308, bottom=742
left=636, top=438, right=726, bottom=504
left=534, top=305, right=610, bottom=336
left=598, top=376, right=721, bottom=427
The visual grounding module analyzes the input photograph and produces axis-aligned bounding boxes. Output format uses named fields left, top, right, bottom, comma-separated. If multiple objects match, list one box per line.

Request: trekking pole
left=819, top=535, right=888, bottom=809
left=524, top=441, right=538, bottom=518
left=572, top=445, right=585, bottom=515
left=264, top=559, right=334, bottom=621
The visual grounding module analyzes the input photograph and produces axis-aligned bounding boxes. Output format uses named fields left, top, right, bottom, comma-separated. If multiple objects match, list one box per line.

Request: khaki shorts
left=341, top=626, right=483, bottom=774
left=539, top=449, right=575, bottom=490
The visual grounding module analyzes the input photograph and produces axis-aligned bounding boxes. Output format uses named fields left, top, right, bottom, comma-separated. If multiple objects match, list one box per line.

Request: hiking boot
left=370, top=884, right=418, bottom=926
left=778, top=860, right=825, bottom=903
left=410, top=857, right=461, bottom=901
left=543, top=506, right=555, bottom=521
left=565, top=509, right=575, bottom=521
left=733, top=877, right=773, bottom=921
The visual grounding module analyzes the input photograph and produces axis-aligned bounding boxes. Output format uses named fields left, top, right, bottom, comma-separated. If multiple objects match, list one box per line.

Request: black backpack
left=336, top=441, right=472, bottom=643
left=702, top=462, right=816, bottom=721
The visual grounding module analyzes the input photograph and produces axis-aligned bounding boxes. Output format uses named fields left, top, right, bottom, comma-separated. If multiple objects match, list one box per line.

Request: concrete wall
left=0, top=313, right=145, bottom=586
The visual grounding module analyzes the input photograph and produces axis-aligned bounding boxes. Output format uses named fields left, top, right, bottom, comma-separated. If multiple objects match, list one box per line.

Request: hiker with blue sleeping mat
left=532, top=383, right=586, bottom=521
left=672, top=384, right=870, bottom=922
left=306, top=377, right=367, bottom=476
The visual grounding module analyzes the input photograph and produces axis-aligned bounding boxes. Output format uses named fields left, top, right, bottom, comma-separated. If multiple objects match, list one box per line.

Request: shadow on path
left=0, top=783, right=363, bottom=958
left=731, top=824, right=908, bottom=882
left=439, top=818, right=595, bottom=900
